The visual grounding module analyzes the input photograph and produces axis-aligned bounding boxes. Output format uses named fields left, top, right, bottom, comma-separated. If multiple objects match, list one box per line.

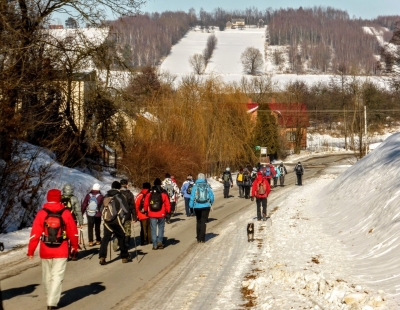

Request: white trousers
left=41, top=258, right=68, bottom=307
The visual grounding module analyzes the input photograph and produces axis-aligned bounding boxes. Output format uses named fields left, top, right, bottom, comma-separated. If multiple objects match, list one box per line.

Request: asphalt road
left=0, top=153, right=356, bottom=310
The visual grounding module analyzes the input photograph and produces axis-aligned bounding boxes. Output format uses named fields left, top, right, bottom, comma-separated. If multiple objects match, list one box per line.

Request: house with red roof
left=247, top=99, right=310, bottom=152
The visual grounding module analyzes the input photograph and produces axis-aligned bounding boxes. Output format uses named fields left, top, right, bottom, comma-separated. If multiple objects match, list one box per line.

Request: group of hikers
left=27, top=172, right=215, bottom=309
left=26, top=161, right=304, bottom=310
left=220, top=162, right=292, bottom=199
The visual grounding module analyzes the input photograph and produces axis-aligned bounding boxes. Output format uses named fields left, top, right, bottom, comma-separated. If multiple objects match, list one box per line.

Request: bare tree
left=189, top=53, right=206, bottom=75
left=202, top=33, right=218, bottom=68
left=241, top=47, right=264, bottom=75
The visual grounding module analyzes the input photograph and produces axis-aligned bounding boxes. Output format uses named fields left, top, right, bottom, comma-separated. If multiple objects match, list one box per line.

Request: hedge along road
left=0, top=153, right=355, bottom=310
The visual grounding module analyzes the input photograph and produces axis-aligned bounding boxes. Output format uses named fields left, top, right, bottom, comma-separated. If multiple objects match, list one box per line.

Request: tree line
left=267, top=7, right=385, bottom=75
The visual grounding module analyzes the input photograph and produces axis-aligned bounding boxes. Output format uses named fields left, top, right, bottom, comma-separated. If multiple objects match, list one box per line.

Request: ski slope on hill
left=160, top=27, right=266, bottom=76
left=159, top=27, right=387, bottom=88
left=205, top=28, right=266, bottom=75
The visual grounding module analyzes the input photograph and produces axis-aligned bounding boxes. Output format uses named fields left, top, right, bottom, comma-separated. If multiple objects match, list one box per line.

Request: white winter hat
left=226, top=167, right=230, bottom=171
left=197, top=173, right=206, bottom=180
left=93, top=183, right=101, bottom=191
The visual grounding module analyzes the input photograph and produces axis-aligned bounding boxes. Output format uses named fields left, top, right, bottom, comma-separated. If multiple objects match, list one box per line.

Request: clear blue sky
left=141, top=0, right=400, bottom=19
left=51, top=0, right=400, bottom=24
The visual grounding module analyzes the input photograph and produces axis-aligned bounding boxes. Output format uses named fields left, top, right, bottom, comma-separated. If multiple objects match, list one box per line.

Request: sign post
left=260, top=147, right=267, bottom=165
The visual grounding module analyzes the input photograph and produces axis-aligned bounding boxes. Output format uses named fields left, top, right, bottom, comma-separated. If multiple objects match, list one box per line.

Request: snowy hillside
left=159, top=26, right=387, bottom=88
left=317, top=132, right=400, bottom=297
left=161, top=27, right=266, bottom=76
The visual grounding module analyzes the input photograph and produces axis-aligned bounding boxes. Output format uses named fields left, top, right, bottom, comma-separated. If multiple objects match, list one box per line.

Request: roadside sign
left=260, top=147, right=267, bottom=155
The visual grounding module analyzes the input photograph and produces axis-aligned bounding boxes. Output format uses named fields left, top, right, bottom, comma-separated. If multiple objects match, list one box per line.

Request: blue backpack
left=87, top=194, right=99, bottom=216
left=195, top=183, right=210, bottom=203
left=265, top=167, right=271, bottom=177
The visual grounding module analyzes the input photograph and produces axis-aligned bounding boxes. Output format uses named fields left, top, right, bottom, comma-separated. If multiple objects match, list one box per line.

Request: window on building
left=286, top=131, right=296, bottom=141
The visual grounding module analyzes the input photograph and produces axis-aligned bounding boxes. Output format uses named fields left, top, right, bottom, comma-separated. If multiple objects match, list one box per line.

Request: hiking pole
left=109, top=234, right=112, bottom=262
left=131, top=222, right=139, bottom=263
left=79, top=229, right=86, bottom=251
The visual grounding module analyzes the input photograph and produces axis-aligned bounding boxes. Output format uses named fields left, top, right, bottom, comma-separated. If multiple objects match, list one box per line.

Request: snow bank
left=317, top=132, right=400, bottom=296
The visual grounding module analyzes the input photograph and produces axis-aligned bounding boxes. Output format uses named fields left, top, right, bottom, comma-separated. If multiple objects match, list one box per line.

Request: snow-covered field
left=159, top=27, right=388, bottom=89
left=161, top=27, right=266, bottom=78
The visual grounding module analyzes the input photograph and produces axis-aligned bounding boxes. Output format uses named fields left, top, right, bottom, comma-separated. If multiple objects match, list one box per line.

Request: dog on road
left=247, top=223, right=254, bottom=242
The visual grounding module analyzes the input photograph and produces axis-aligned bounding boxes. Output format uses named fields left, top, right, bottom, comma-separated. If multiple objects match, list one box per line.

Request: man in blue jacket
left=189, top=173, right=215, bottom=243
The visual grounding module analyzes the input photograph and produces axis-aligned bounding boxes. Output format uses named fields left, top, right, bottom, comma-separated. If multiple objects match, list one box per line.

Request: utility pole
left=364, top=105, right=367, bottom=156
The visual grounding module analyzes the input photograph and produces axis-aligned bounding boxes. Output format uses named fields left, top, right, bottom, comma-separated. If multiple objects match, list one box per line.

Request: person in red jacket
left=27, top=189, right=78, bottom=310
left=135, top=182, right=152, bottom=245
left=251, top=172, right=271, bottom=221
left=144, top=178, right=171, bottom=250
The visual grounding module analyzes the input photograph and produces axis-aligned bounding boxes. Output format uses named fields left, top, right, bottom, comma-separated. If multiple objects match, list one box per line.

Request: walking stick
left=131, top=222, right=139, bottom=263
left=109, top=234, right=112, bottom=262
left=79, top=229, right=86, bottom=251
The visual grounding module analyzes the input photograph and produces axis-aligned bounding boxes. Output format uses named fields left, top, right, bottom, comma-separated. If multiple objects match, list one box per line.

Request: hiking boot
left=89, top=242, right=94, bottom=247
left=47, top=306, right=59, bottom=310
left=99, top=257, right=107, bottom=265
left=122, top=255, right=131, bottom=263
left=152, top=246, right=158, bottom=250
left=157, top=242, right=164, bottom=249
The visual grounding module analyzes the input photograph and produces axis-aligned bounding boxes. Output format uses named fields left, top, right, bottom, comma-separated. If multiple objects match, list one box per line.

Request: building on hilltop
left=230, top=18, right=245, bottom=29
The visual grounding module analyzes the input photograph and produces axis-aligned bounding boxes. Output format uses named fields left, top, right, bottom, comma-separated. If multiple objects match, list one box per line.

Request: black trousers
left=99, top=220, right=129, bottom=259
left=244, top=186, right=251, bottom=198
left=194, top=208, right=211, bottom=242
left=223, top=186, right=230, bottom=198
left=256, top=198, right=267, bottom=220
left=296, top=174, right=303, bottom=185
left=87, top=216, right=101, bottom=242
left=166, top=201, right=176, bottom=222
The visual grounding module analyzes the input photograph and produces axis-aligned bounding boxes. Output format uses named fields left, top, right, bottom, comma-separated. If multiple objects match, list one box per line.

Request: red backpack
left=41, top=209, right=67, bottom=247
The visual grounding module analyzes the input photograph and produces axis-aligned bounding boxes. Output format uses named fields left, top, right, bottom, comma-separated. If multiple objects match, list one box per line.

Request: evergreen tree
left=251, top=103, right=280, bottom=160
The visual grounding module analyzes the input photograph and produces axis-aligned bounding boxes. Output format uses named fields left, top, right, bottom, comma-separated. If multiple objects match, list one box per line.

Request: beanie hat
left=62, top=183, right=73, bottom=195
left=93, top=183, right=101, bottom=191
left=111, top=181, right=121, bottom=189
left=197, top=173, right=206, bottom=180
left=154, top=178, right=162, bottom=186
left=47, top=189, right=61, bottom=202
left=165, top=173, right=171, bottom=178
left=143, top=182, right=151, bottom=189
left=120, top=179, right=128, bottom=186
left=226, top=167, right=230, bottom=171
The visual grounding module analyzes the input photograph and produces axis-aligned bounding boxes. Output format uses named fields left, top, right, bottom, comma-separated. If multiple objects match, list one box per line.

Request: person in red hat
left=27, top=189, right=79, bottom=310
left=250, top=172, right=271, bottom=221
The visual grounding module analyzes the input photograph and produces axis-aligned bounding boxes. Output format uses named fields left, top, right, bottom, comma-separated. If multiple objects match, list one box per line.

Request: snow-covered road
left=118, top=158, right=398, bottom=309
